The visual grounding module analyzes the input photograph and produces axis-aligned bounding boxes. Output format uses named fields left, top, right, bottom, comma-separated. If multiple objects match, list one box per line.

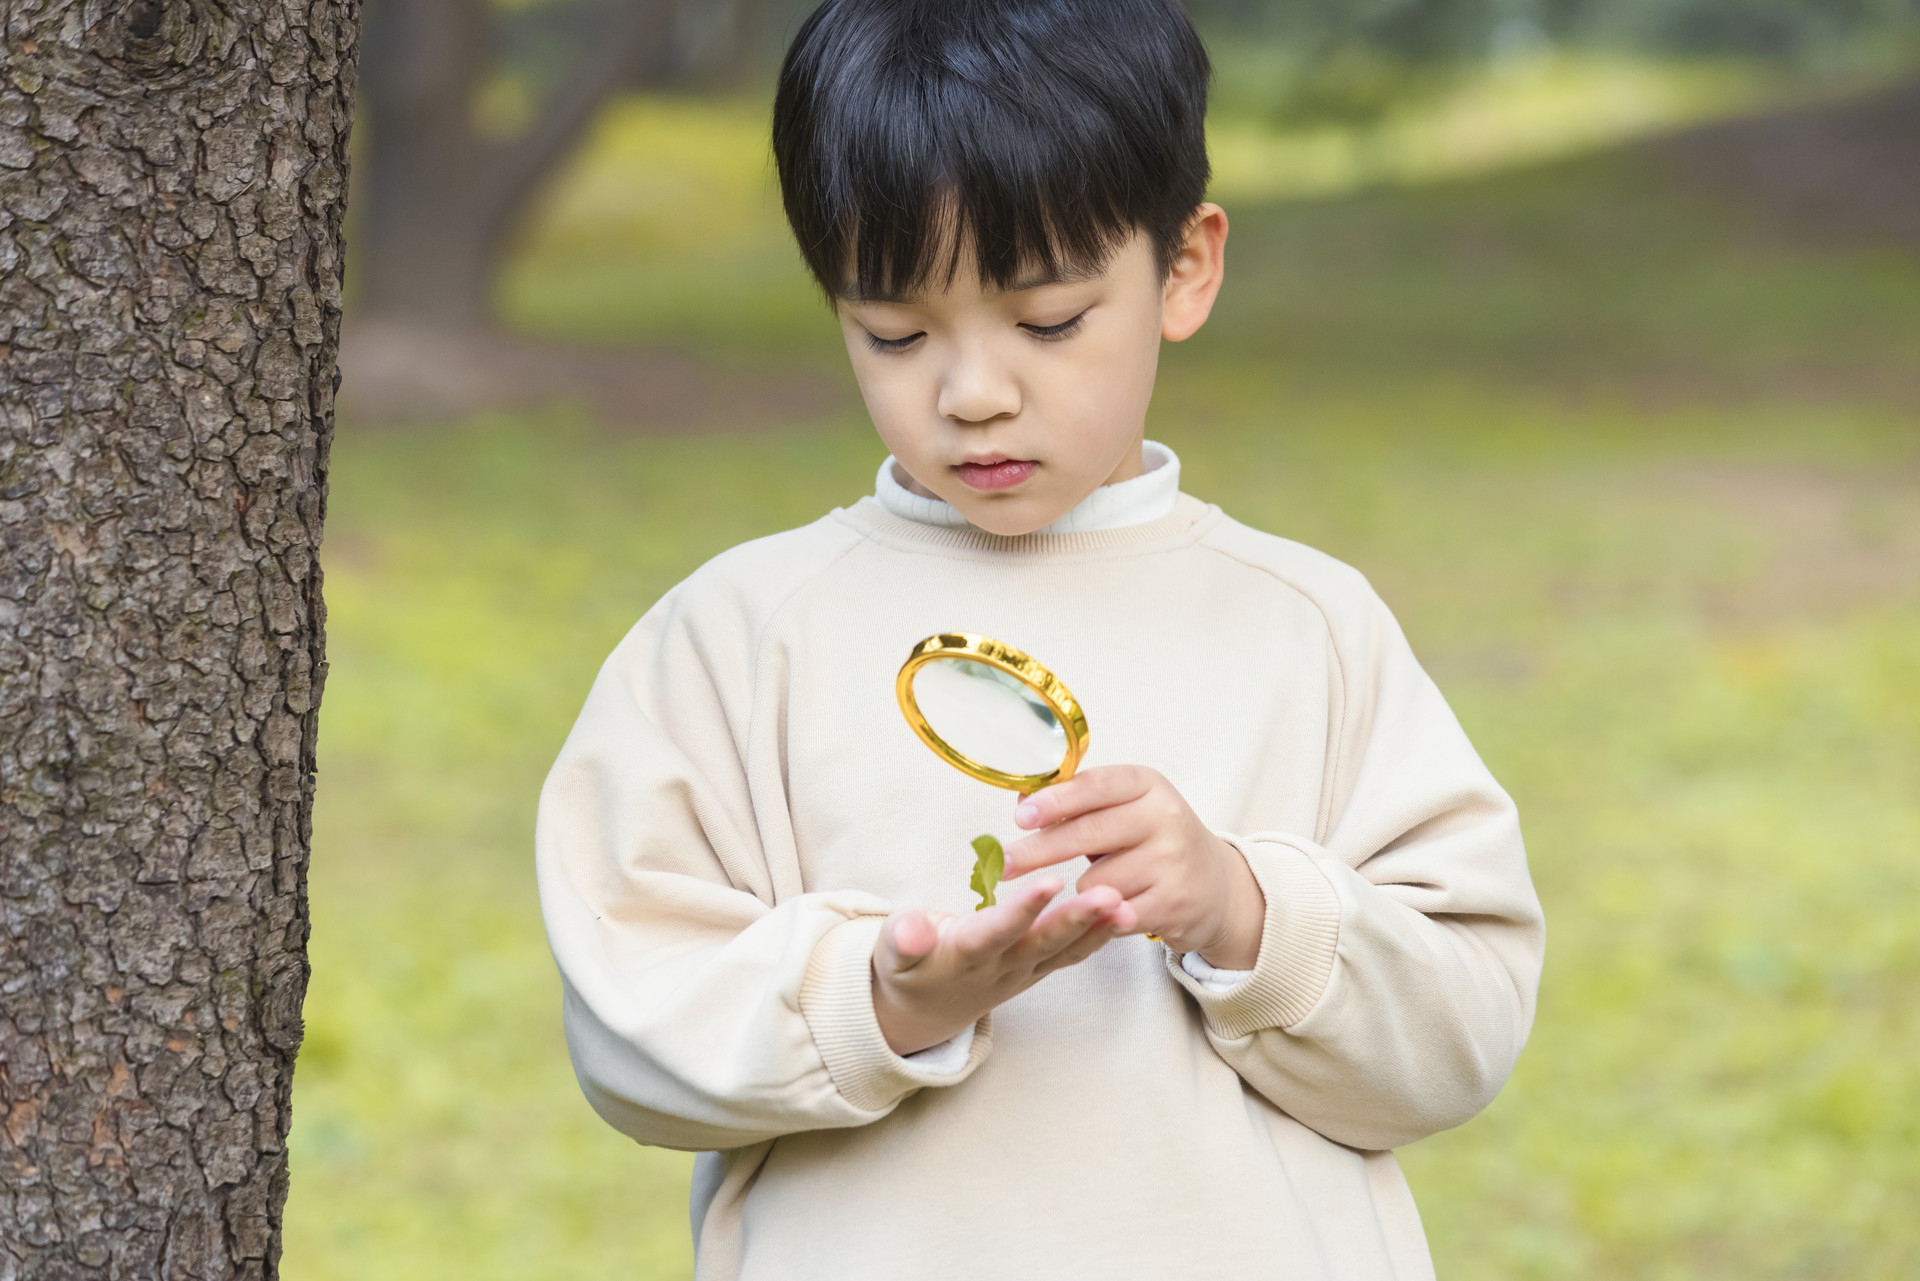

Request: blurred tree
left=1545, top=0, right=1920, bottom=56
left=1192, top=0, right=1920, bottom=57
left=0, top=0, right=353, bottom=1277
left=356, top=0, right=779, bottom=327
left=1191, top=0, right=1920, bottom=126
left=353, top=0, right=1916, bottom=328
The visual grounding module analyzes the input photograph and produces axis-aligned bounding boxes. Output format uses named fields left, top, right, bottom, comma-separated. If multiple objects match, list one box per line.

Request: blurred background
left=286, top=1, right=1920, bottom=1277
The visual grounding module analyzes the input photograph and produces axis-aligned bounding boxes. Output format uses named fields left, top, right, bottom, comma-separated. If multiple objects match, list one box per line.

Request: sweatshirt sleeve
left=536, top=586, right=990, bottom=1153
left=1164, top=584, right=1544, bottom=1152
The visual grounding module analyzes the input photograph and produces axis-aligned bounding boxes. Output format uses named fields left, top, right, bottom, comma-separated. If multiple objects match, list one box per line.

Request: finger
left=1035, top=897, right=1140, bottom=973
left=1013, top=765, right=1158, bottom=833
left=1069, top=848, right=1159, bottom=902
left=1010, top=886, right=1123, bottom=962
left=946, top=876, right=1061, bottom=958
left=1038, top=902, right=1138, bottom=973
left=1003, top=802, right=1154, bottom=878
left=883, top=910, right=940, bottom=972
left=1102, top=884, right=1184, bottom=945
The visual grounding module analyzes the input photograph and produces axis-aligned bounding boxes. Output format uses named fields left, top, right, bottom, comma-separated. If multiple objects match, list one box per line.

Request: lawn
left=284, top=83, right=1920, bottom=1280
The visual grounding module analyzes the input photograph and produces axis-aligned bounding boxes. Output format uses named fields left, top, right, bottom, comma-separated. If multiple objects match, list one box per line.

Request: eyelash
left=860, top=309, right=1089, bottom=353
left=1022, top=312, right=1087, bottom=341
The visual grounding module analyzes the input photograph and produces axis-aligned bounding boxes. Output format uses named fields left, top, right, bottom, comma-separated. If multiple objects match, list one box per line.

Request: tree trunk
left=355, top=0, right=674, bottom=328
left=0, top=0, right=356, bottom=1273
left=354, top=0, right=496, bottom=325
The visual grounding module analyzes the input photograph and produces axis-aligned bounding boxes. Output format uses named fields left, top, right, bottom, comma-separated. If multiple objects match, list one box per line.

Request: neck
left=1100, top=439, right=1149, bottom=487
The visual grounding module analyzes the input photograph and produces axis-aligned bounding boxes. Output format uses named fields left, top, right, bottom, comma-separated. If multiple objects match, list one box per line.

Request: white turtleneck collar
left=873, top=441, right=1181, bottom=534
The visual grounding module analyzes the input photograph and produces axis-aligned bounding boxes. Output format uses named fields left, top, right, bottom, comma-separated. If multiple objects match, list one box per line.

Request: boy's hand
left=872, top=878, right=1133, bottom=1056
left=1003, top=765, right=1266, bottom=970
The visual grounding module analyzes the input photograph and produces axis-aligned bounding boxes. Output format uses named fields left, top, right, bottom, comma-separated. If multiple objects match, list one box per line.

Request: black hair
left=772, top=0, right=1211, bottom=301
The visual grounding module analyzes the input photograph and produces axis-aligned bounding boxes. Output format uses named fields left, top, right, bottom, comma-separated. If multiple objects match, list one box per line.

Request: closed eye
left=1021, top=311, right=1087, bottom=341
left=864, top=329, right=924, bottom=353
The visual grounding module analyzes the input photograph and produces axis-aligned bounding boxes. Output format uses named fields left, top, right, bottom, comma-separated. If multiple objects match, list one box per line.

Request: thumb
left=882, top=909, right=939, bottom=973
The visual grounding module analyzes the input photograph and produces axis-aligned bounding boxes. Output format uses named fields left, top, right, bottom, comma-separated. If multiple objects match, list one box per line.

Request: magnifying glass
left=895, top=633, right=1089, bottom=792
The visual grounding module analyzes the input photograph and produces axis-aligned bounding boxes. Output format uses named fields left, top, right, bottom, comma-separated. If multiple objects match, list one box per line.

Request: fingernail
left=1014, top=801, right=1039, bottom=827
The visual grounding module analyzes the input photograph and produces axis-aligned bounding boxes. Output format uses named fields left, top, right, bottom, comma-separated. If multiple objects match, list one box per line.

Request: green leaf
left=969, top=834, right=1004, bottom=910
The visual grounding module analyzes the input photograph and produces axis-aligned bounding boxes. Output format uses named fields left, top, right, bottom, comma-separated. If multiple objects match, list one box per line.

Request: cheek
left=844, top=348, right=913, bottom=422
left=839, top=318, right=910, bottom=414
left=1101, top=323, right=1161, bottom=400
left=1052, top=319, right=1160, bottom=430
left=846, top=353, right=941, bottom=460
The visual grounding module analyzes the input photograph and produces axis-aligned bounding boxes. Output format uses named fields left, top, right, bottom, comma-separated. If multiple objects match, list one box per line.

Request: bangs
left=774, top=0, right=1211, bottom=301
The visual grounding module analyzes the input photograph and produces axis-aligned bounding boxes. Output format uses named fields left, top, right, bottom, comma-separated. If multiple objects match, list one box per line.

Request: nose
left=936, top=339, right=1021, bottom=424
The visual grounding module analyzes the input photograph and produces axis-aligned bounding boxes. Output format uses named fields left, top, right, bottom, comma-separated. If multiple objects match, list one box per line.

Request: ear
left=1161, top=203, right=1229, bottom=343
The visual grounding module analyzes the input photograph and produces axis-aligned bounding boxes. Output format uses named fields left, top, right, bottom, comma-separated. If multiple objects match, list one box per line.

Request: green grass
left=287, top=88, right=1920, bottom=1280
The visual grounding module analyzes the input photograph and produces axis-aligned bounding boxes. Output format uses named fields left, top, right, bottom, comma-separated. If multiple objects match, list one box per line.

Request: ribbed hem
left=798, top=915, right=993, bottom=1113
left=832, top=492, right=1220, bottom=560
left=1166, top=835, right=1343, bottom=1039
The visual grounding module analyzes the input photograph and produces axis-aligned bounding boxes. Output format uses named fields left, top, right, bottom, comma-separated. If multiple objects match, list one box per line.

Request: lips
left=954, top=458, right=1037, bottom=490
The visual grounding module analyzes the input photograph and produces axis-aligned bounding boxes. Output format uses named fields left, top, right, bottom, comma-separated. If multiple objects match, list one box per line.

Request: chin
left=960, top=501, right=1060, bottom=538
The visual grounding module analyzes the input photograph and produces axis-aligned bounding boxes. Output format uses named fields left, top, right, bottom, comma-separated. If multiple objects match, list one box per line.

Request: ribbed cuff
left=1166, top=835, right=1342, bottom=1039
left=798, top=914, right=992, bottom=1113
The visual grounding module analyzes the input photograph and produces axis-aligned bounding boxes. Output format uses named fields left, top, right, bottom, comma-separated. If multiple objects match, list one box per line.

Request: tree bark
left=0, top=0, right=355, bottom=1273
left=354, top=0, right=674, bottom=327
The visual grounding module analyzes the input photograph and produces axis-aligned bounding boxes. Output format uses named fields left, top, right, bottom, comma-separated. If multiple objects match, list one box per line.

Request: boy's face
left=836, top=206, right=1228, bottom=537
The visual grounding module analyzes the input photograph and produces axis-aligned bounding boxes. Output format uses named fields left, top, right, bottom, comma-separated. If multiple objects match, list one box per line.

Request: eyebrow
left=837, top=261, right=1104, bottom=304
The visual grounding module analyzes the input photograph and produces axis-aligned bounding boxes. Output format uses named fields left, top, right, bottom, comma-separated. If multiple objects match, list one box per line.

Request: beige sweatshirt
left=536, top=493, right=1545, bottom=1281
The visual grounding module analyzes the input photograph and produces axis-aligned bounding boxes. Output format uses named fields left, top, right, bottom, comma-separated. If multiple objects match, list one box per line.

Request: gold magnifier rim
left=896, top=633, right=1090, bottom=792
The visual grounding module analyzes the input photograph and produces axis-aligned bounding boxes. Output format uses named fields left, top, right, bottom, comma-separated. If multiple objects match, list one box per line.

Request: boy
left=535, top=1, right=1545, bottom=1277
